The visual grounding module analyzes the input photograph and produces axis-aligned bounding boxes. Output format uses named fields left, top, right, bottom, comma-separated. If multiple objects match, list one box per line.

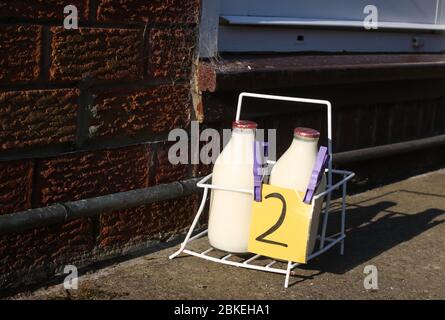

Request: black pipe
left=333, top=134, right=445, bottom=164
left=0, top=177, right=203, bottom=236
left=1, top=133, right=445, bottom=236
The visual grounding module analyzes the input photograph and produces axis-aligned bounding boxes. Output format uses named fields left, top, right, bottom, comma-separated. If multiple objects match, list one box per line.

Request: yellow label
left=248, top=184, right=314, bottom=263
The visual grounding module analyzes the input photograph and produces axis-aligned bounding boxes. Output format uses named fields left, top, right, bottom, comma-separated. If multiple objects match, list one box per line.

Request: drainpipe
left=1, top=133, right=445, bottom=236
left=333, top=134, right=445, bottom=164
left=0, top=177, right=203, bottom=236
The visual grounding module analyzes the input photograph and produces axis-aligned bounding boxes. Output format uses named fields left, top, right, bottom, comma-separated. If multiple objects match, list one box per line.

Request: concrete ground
left=12, top=169, right=445, bottom=300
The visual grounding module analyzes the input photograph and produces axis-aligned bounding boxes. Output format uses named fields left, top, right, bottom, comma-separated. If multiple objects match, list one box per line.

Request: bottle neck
left=232, top=128, right=255, bottom=135
left=231, top=128, right=256, bottom=142
left=290, top=136, right=319, bottom=155
left=219, top=128, right=255, bottom=165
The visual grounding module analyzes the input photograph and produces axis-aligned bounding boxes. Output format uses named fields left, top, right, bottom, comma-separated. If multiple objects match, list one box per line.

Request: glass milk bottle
left=207, top=120, right=257, bottom=254
left=269, top=127, right=327, bottom=254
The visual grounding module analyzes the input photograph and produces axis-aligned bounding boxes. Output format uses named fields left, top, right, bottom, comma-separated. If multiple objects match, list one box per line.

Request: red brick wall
left=0, top=0, right=200, bottom=289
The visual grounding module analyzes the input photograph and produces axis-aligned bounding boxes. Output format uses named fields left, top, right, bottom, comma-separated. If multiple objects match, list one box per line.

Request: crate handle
left=236, top=92, right=333, bottom=187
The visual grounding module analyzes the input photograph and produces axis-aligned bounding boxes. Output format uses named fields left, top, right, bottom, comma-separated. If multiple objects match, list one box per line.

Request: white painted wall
left=199, top=0, right=445, bottom=56
left=220, top=0, right=440, bottom=24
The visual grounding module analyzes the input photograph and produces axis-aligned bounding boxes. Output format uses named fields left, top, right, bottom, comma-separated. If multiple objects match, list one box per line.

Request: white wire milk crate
left=169, top=92, right=355, bottom=288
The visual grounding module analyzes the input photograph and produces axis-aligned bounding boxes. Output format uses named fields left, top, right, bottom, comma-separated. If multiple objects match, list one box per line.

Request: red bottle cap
left=294, top=127, right=320, bottom=139
left=232, top=120, right=258, bottom=129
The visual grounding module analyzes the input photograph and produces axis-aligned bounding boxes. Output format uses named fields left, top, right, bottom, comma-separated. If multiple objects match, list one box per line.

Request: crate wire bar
left=169, top=92, right=355, bottom=288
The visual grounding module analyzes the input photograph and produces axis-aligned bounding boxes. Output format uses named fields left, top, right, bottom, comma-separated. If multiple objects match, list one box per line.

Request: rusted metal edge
left=199, top=54, right=445, bottom=92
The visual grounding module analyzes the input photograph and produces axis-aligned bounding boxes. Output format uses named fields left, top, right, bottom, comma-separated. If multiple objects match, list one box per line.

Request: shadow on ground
left=300, top=189, right=444, bottom=278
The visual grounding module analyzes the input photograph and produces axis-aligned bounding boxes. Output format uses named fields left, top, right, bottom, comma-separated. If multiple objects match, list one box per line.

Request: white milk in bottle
left=269, top=127, right=327, bottom=254
left=207, top=120, right=257, bottom=253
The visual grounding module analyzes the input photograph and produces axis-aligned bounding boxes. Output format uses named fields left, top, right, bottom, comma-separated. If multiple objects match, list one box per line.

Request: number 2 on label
left=255, top=192, right=288, bottom=248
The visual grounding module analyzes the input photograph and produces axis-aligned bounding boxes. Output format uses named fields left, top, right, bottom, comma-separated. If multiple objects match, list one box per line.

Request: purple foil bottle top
left=303, top=146, right=329, bottom=204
